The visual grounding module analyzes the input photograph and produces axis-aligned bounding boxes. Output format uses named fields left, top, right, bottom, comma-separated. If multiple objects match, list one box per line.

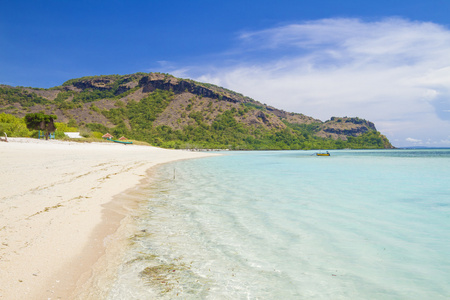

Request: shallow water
left=108, top=149, right=450, bottom=299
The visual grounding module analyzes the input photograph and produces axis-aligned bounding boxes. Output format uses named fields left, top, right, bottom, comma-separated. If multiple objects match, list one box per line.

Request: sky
left=1, top=0, right=450, bottom=147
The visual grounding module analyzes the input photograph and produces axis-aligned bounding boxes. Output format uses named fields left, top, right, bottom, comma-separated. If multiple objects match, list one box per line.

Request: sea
left=106, top=149, right=450, bottom=299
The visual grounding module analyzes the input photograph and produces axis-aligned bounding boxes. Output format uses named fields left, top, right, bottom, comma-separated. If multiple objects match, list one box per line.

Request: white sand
left=0, top=138, right=215, bottom=299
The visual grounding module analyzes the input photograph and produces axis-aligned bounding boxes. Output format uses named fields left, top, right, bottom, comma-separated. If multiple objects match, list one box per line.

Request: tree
left=24, top=113, right=57, bottom=140
left=67, top=118, right=78, bottom=127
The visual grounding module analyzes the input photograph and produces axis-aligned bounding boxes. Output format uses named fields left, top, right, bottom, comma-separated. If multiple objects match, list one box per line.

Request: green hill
left=0, top=73, right=393, bottom=149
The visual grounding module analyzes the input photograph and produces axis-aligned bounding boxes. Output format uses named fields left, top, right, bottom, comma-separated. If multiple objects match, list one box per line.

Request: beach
left=0, top=138, right=214, bottom=299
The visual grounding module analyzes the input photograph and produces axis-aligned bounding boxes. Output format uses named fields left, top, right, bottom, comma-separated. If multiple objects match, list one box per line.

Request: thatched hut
left=102, top=133, right=113, bottom=140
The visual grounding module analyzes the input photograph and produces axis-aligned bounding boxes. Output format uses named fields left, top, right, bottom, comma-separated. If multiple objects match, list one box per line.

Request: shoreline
left=69, top=165, right=168, bottom=299
left=0, top=138, right=216, bottom=299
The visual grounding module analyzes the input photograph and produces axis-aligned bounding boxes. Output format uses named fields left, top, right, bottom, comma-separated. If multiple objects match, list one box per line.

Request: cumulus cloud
left=173, top=18, right=450, bottom=147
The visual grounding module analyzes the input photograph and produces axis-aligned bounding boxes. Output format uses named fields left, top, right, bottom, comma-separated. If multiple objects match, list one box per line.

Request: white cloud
left=175, top=18, right=450, bottom=147
left=406, top=137, right=422, bottom=143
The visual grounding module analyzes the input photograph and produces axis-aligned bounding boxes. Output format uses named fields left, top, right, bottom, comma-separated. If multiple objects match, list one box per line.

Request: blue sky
left=2, top=0, right=450, bottom=147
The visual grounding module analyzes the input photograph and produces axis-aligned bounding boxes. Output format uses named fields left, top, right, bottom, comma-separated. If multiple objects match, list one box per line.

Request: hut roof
left=118, top=136, right=127, bottom=140
left=102, top=133, right=113, bottom=138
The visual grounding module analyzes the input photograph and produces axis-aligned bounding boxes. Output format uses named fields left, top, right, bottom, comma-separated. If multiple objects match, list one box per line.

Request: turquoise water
left=108, top=149, right=450, bottom=299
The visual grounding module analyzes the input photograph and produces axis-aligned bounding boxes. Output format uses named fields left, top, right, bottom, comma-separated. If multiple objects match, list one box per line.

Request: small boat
left=112, top=140, right=133, bottom=145
left=316, top=151, right=330, bottom=156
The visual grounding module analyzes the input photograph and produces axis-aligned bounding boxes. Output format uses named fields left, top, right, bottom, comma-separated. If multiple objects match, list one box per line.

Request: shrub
left=0, top=113, right=32, bottom=137
left=55, top=122, right=78, bottom=132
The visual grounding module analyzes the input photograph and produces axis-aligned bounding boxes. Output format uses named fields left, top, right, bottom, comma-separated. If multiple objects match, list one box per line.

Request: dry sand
left=0, top=138, right=215, bottom=299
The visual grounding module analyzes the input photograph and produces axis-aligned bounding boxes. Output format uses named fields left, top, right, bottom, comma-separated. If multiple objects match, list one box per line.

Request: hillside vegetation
left=0, top=73, right=393, bottom=149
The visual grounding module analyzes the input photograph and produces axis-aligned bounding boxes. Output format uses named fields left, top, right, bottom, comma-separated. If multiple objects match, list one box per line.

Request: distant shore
left=0, top=138, right=215, bottom=299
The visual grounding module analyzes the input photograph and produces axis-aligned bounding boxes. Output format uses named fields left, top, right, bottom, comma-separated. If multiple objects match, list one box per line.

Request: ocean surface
left=107, top=149, right=450, bottom=299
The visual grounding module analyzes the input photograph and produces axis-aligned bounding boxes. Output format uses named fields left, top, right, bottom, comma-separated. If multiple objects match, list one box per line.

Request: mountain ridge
left=0, top=73, right=393, bottom=149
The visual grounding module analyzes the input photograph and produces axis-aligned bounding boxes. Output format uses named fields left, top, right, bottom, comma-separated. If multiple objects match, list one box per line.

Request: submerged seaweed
left=137, top=257, right=209, bottom=297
